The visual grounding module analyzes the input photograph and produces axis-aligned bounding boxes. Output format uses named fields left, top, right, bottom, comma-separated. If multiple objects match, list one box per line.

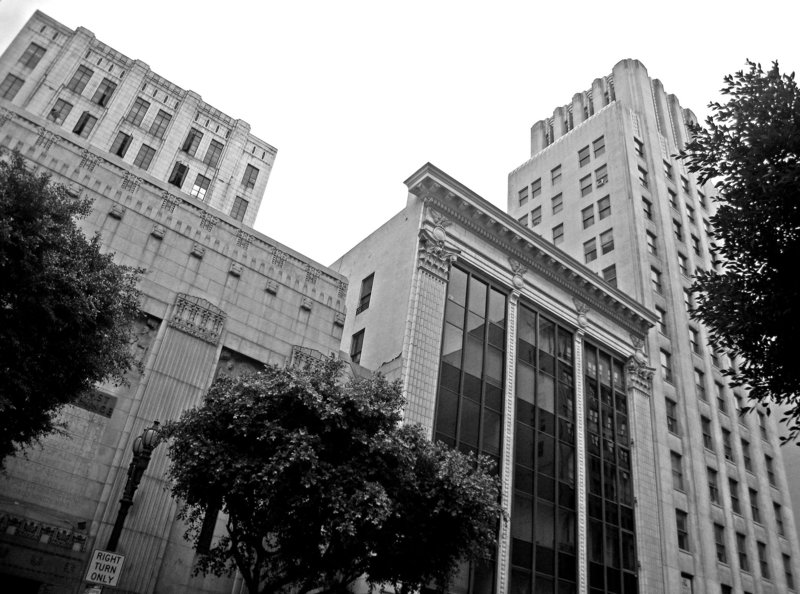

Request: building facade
left=507, top=58, right=800, bottom=594
left=0, top=10, right=274, bottom=227
left=332, top=163, right=657, bottom=594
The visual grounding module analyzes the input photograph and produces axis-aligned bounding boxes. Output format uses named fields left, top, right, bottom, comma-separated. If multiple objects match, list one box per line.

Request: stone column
left=573, top=300, right=589, bottom=594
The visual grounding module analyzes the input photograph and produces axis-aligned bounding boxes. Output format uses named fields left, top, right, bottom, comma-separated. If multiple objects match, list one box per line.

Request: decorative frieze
left=34, top=127, right=58, bottom=152
left=0, top=512, right=87, bottom=552
left=199, top=212, right=218, bottom=232
left=305, top=264, right=320, bottom=285
left=79, top=148, right=100, bottom=172
left=337, top=280, right=348, bottom=299
left=160, top=191, right=180, bottom=213
left=121, top=171, right=142, bottom=193
left=168, top=293, right=225, bottom=344
left=236, top=229, right=253, bottom=249
left=271, top=247, right=288, bottom=267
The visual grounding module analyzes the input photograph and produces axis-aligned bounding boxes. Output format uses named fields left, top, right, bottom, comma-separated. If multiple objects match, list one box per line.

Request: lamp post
left=106, top=421, right=161, bottom=552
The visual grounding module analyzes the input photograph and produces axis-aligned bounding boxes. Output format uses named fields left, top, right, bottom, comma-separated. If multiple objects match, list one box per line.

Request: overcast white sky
left=1, top=0, right=798, bottom=265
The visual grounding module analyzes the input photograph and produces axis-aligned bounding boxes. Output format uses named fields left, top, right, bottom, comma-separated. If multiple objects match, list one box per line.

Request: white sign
left=85, top=549, right=125, bottom=587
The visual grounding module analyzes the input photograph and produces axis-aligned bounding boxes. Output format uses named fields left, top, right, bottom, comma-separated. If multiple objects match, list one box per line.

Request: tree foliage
left=0, top=153, right=142, bottom=465
left=679, top=61, right=800, bottom=435
left=164, top=360, right=503, bottom=594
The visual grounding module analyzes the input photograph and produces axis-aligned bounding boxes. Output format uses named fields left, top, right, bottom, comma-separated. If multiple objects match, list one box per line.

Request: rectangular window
left=666, top=398, right=679, bottom=434
left=597, top=195, right=611, bottom=220
left=699, top=191, right=708, bottom=209
left=552, top=223, right=564, bottom=246
left=702, top=416, right=713, bottom=450
left=593, top=135, right=605, bottom=157
left=686, top=204, right=696, bottom=224
left=759, top=412, right=768, bottom=441
left=671, top=452, right=684, bottom=490
left=0, top=74, right=24, bottom=100
left=181, top=128, right=203, bottom=156
left=517, top=213, right=528, bottom=226
left=656, top=306, right=668, bottom=335
left=242, top=164, right=260, bottom=188
left=531, top=178, right=542, bottom=198
left=689, top=327, right=701, bottom=354
left=730, top=479, right=741, bottom=514
left=722, top=429, right=733, bottom=462
left=578, top=145, right=591, bottom=167
left=357, top=273, right=374, bottom=314
left=681, top=175, right=691, bottom=193
left=784, top=554, right=795, bottom=590
left=518, top=186, right=529, bottom=206
left=695, top=369, right=706, bottom=401
left=583, top=238, right=597, bottom=263
left=600, top=229, right=614, bottom=254
left=72, top=111, right=97, bottom=138
left=203, top=139, right=224, bottom=168
left=595, top=164, right=608, bottom=187
left=531, top=205, right=542, bottom=226
left=149, top=109, right=172, bottom=139
left=19, top=42, right=46, bottom=69
left=230, top=196, right=249, bottom=221
left=125, top=97, right=150, bottom=126
left=66, top=65, right=93, bottom=94
left=109, top=131, right=132, bottom=158
left=664, top=160, right=674, bottom=179
left=551, top=164, right=562, bottom=185
left=650, top=267, right=663, bottom=294
left=646, top=231, right=658, bottom=256
left=91, top=78, right=117, bottom=107
left=750, top=489, right=761, bottom=523
left=168, top=162, right=189, bottom=189
left=737, top=533, right=749, bottom=571
left=684, top=290, right=693, bottom=312
left=638, top=166, right=649, bottom=188
left=742, top=439, right=752, bottom=471
left=551, top=193, right=563, bottom=214
left=642, top=197, right=653, bottom=220
left=602, top=264, right=617, bottom=287
left=133, top=144, right=156, bottom=171
left=775, top=502, right=785, bottom=536
left=679, top=252, right=689, bottom=276
left=47, top=98, right=72, bottom=125
left=582, top=205, right=595, bottom=229
left=714, top=523, right=727, bottom=564
left=350, top=329, right=365, bottom=364
left=186, top=175, right=209, bottom=201
left=708, top=468, right=719, bottom=504
left=676, top=509, right=689, bottom=551
left=758, top=541, right=770, bottom=578
left=580, top=174, right=592, bottom=196
left=668, top=188, right=678, bottom=209
left=634, top=138, right=644, bottom=158
left=716, top=382, right=727, bottom=414
left=674, top=219, right=684, bottom=241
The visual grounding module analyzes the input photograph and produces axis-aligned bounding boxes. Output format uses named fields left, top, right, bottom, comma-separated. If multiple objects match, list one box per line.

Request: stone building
left=332, top=163, right=657, bottom=593
left=506, top=58, right=800, bottom=593
left=0, top=11, right=345, bottom=594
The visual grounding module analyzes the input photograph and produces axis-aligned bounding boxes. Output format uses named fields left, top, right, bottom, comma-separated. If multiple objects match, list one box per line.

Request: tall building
left=0, top=12, right=344, bottom=594
left=0, top=10, right=274, bottom=227
left=507, top=58, right=800, bottom=594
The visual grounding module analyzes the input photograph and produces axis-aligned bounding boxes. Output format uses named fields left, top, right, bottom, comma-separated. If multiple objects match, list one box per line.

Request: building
left=507, top=58, right=800, bottom=594
left=332, top=162, right=657, bottom=593
left=0, top=10, right=274, bottom=227
left=0, top=11, right=345, bottom=594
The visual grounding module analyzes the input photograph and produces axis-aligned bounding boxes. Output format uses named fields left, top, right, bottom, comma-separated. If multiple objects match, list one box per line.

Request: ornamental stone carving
left=121, top=171, right=142, bottom=193
left=509, top=257, right=527, bottom=290
left=626, top=352, right=655, bottom=396
left=160, top=191, right=180, bottom=213
left=151, top=224, right=166, bottom=239
left=169, top=293, right=225, bottom=344
left=34, top=127, right=58, bottom=152
left=573, top=298, right=590, bottom=330
left=418, top=227, right=460, bottom=281
left=236, top=230, right=253, bottom=249
left=79, top=148, right=100, bottom=171
left=199, top=212, right=218, bottom=232
left=191, top=243, right=205, bottom=258
left=109, top=204, right=125, bottom=219
left=0, top=107, right=13, bottom=128
left=229, top=262, right=243, bottom=277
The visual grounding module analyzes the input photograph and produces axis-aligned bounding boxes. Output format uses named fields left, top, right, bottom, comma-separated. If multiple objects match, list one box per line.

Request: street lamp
left=106, top=421, right=161, bottom=552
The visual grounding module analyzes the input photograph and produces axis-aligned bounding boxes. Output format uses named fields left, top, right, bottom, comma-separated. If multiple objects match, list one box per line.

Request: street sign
left=85, top=549, right=125, bottom=587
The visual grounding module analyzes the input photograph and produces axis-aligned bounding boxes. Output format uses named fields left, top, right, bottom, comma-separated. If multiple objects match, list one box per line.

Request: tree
left=0, top=153, right=142, bottom=466
left=163, top=360, right=503, bottom=594
left=679, top=61, right=800, bottom=436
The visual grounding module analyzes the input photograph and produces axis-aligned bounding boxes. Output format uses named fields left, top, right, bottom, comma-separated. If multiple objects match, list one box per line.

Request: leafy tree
left=163, top=360, right=502, bottom=594
left=679, top=61, right=800, bottom=435
left=0, top=153, right=142, bottom=466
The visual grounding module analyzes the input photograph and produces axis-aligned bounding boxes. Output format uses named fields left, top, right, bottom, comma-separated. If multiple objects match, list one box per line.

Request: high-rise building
left=0, top=10, right=275, bottom=227
left=507, top=58, right=800, bottom=594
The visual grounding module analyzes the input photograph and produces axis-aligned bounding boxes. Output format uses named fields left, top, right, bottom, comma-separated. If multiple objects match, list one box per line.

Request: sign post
left=85, top=549, right=125, bottom=587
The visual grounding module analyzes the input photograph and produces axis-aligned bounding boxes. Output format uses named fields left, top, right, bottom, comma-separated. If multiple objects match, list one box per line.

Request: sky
left=1, top=0, right=798, bottom=265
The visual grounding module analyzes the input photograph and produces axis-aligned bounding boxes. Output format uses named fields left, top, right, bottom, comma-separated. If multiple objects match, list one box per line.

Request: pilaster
left=573, top=299, right=589, bottom=594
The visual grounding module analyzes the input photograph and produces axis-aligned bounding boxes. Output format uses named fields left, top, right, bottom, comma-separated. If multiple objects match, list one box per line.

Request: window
left=742, top=439, right=752, bottom=471
left=758, top=541, right=770, bottom=578
left=775, top=502, right=785, bottom=536
left=716, top=382, right=727, bottom=414
left=650, top=267, right=663, bottom=294
left=634, top=137, right=644, bottom=158
left=784, top=554, right=795, bottom=590
left=66, top=65, right=93, bottom=94
left=182, top=128, right=203, bottom=156
left=580, top=174, right=592, bottom=196
left=168, top=162, right=188, bottom=189
left=602, top=264, right=617, bottom=287
left=695, top=369, right=706, bottom=401
left=518, top=186, right=529, bottom=206
left=673, top=219, right=684, bottom=241
left=230, top=196, right=249, bottom=221
left=595, top=164, right=608, bottom=187
left=699, top=191, right=708, bottom=209
left=109, top=132, right=132, bottom=158
left=689, top=327, right=700, bottom=354
left=671, top=452, right=684, bottom=490
left=126, top=97, right=150, bottom=126
left=676, top=509, right=689, bottom=551
left=133, top=144, right=156, bottom=171
left=684, top=289, right=693, bottom=313
left=714, top=524, right=727, bottom=564
left=647, top=231, right=658, bottom=256
left=578, top=145, right=591, bottom=167
left=681, top=175, right=691, bottom=193
left=766, top=454, right=776, bottom=486
left=72, top=111, right=97, bottom=138
left=582, top=205, right=595, bottom=229
left=656, top=306, right=668, bottom=335
left=190, top=174, right=210, bottom=200
left=759, top=411, right=768, bottom=441
left=737, top=533, right=749, bottom=571
left=600, top=229, right=614, bottom=254
left=531, top=177, right=542, bottom=198
left=750, top=489, right=761, bottom=522
left=357, top=274, right=374, bottom=314
left=531, top=205, right=542, bottom=226
left=702, top=416, right=713, bottom=450
left=686, top=204, right=696, bottom=224
left=149, top=109, right=172, bottom=139
left=19, top=42, right=46, bottom=68
left=721, top=586, right=732, bottom=594
left=730, top=479, right=741, bottom=514
left=551, top=164, right=562, bottom=185
left=692, top=234, right=701, bottom=256
left=91, top=78, right=117, bottom=107
left=201, top=139, right=223, bottom=168
left=722, top=429, right=733, bottom=461
left=0, top=74, right=24, bottom=100
left=592, top=136, right=605, bottom=157
left=517, top=213, right=527, bottom=226
left=668, top=188, right=678, bottom=209
left=638, top=166, right=649, bottom=188
left=664, top=160, right=674, bottom=179
left=242, top=164, right=260, bottom=189
left=583, top=238, right=597, bottom=263
left=642, top=197, right=653, bottom=220
left=552, top=223, right=564, bottom=246
left=551, top=193, right=563, bottom=214
left=666, top=398, right=679, bottom=434
left=47, top=98, right=72, bottom=125
left=597, top=195, right=611, bottom=220
left=708, top=468, right=720, bottom=503
left=350, top=329, right=365, bottom=364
